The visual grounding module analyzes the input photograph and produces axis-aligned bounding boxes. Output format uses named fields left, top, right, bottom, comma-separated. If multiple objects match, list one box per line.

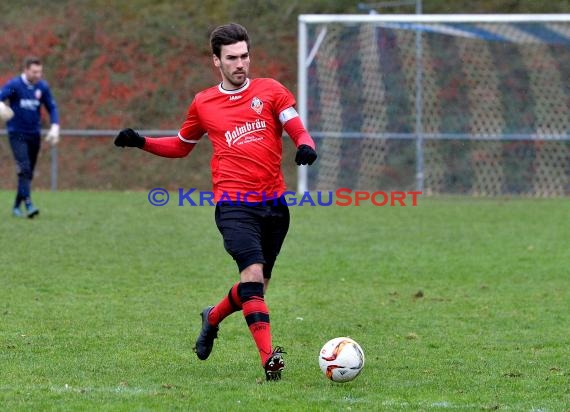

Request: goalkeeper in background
left=0, top=56, right=60, bottom=218
left=115, top=23, right=317, bottom=381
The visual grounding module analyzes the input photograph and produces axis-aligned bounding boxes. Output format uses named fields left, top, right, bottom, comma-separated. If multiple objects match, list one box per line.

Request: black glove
left=114, top=128, right=145, bottom=148
left=295, top=144, right=317, bottom=166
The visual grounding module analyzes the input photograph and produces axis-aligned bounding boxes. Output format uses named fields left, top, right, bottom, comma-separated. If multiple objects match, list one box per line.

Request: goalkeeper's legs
left=9, top=133, right=40, bottom=217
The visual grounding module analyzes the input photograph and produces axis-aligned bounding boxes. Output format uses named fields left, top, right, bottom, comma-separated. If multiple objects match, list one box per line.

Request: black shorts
left=215, top=196, right=290, bottom=279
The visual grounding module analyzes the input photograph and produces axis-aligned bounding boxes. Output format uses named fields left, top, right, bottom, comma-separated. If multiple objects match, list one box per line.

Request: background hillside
left=0, top=0, right=568, bottom=190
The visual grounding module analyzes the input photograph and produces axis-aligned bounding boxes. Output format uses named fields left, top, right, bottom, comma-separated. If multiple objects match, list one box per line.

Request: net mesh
left=304, top=19, right=570, bottom=196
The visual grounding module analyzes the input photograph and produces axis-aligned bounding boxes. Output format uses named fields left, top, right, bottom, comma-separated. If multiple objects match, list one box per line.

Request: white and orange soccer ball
left=318, top=337, right=365, bottom=382
left=0, top=102, right=14, bottom=122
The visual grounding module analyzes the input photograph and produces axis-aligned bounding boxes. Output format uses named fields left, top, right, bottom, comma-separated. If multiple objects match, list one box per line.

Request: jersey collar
left=218, top=78, right=250, bottom=95
left=21, top=73, right=34, bottom=88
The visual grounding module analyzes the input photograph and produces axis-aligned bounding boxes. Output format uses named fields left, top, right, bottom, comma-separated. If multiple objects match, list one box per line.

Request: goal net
left=297, top=14, right=570, bottom=196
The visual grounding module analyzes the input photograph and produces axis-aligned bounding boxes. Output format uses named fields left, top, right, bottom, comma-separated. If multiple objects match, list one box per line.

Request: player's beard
left=24, top=67, right=43, bottom=85
left=222, top=67, right=248, bottom=89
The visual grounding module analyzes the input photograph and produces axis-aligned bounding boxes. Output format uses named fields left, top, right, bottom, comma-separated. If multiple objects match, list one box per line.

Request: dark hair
left=210, top=23, right=250, bottom=58
left=24, top=56, right=42, bottom=68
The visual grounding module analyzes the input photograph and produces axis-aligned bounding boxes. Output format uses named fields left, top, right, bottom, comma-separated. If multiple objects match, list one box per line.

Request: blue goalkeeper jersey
left=0, top=74, right=59, bottom=134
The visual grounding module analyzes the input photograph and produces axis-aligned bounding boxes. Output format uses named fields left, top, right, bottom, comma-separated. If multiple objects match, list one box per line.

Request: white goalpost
left=297, top=14, right=570, bottom=196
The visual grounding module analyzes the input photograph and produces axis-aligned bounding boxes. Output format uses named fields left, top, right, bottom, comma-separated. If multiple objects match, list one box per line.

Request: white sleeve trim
left=278, top=107, right=299, bottom=125
left=178, top=132, right=199, bottom=144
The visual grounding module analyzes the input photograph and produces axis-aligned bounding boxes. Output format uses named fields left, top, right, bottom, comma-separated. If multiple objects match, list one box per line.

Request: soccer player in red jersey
left=114, top=23, right=317, bottom=381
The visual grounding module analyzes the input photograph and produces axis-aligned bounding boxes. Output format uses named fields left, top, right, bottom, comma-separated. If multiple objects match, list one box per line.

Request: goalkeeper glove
left=0, top=101, right=14, bottom=122
left=45, top=124, right=60, bottom=145
left=114, top=128, right=145, bottom=148
left=295, top=144, right=317, bottom=166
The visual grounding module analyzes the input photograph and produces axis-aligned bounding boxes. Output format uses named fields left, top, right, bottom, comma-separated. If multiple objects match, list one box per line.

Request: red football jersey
left=178, top=78, right=296, bottom=202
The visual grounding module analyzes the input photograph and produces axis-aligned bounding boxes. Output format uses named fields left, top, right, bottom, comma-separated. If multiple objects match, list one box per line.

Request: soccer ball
left=0, top=102, right=14, bottom=122
left=318, top=337, right=365, bottom=382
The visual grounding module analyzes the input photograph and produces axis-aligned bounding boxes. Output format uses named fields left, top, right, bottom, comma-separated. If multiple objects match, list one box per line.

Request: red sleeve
left=142, top=98, right=204, bottom=158
left=283, top=116, right=316, bottom=149
left=142, top=136, right=195, bottom=158
left=179, top=98, right=206, bottom=142
left=271, top=79, right=297, bottom=114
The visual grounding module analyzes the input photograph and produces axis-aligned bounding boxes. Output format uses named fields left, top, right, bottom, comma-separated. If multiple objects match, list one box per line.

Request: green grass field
left=1, top=190, right=568, bottom=411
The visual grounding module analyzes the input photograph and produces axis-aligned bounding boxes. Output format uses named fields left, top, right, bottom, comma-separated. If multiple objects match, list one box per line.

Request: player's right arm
left=0, top=81, right=15, bottom=122
left=0, top=101, right=14, bottom=122
left=114, top=129, right=194, bottom=158
left=0, top=79, right=14, bottom=101
left=114, top=99, right=204, bottom=158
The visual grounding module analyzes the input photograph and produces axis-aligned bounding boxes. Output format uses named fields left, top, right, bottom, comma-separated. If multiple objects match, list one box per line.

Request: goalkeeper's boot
left=264, top=346, right=286, bottom=381
left=26, top=204, right=39, bottom=219
left=193, top=306, right=218, bottom=360
left=12, top=207, right=23, bottom=217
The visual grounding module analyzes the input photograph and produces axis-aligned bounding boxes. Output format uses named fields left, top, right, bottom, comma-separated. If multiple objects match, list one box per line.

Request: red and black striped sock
left=239, top=282, right=273, bottom=365
left=208, top=282, right=242, bottom=326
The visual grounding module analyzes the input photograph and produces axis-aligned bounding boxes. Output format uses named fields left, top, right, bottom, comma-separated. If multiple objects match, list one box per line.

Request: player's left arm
left=42, top=84, right=60, bottom=145
left=272, top=79, right=317, bottom=166
left=280, top=107, right=317, bottom=166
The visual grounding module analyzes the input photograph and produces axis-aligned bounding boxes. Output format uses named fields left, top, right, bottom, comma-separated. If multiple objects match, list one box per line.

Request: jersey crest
left=250, top=96, right=263, bottom=115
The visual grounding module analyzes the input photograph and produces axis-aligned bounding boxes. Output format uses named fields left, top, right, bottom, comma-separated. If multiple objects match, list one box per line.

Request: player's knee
left=17, top=167, right=33, bottom=180
left=240, top=263, right=264, bottom=283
